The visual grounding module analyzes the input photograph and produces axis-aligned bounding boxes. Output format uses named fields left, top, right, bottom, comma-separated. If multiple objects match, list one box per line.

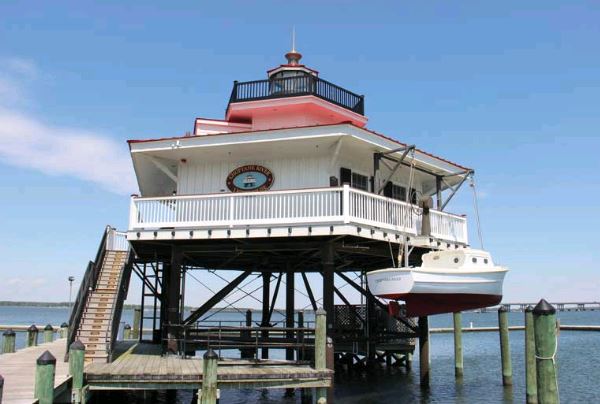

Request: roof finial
left=285, top=26, right=302, bottom=65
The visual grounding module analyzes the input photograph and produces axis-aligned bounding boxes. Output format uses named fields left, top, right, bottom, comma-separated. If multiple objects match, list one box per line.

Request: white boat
left=367, top=249, right=508, bottom=316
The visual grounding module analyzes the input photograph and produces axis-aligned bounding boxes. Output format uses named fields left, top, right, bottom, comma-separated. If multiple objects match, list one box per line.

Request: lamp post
left=68, top=276, right=75, bottom=312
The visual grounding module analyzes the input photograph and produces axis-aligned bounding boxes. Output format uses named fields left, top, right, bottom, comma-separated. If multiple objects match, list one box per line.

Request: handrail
left=107, top=251, right=133, bottom=361
left=67, top=226, right=110, bottom=352
left=229, top=75, right=364, bottom=115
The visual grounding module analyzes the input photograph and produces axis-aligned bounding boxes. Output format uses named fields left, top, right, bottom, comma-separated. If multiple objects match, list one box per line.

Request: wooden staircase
left=76, top=250, right=129, bottom=362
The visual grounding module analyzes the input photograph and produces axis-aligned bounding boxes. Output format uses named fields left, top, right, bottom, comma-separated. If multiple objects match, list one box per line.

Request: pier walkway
left=0, top=338, right=70, bottom=404
left=86, top=342, right=332, bottom=391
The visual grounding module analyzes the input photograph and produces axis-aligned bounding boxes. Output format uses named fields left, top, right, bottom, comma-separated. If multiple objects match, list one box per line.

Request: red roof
left=128, top=122, right=471, bottom=171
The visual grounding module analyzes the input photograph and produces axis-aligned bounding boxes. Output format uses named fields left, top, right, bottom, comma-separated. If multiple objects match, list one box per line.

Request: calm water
left=1, top=306, right=599, bottom=403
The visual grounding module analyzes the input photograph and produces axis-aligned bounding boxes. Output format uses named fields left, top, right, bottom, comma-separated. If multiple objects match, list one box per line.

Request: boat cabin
left=422, top=249, right=495, bottom=269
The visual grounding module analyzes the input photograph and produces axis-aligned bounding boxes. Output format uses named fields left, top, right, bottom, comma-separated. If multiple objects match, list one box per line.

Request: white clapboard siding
left=177, top=156, right=331, bottom=195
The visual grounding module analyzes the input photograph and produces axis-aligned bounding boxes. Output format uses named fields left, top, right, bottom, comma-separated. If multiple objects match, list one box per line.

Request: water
left=2, top=306, right=599, bottom=402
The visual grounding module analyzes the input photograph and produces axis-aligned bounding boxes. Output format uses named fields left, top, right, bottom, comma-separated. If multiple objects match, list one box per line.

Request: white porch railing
left=429, top=210, right=468, bottom=244
left=106, top=227, right=129, bottom=251
left=129, top=185, right=468, bottom=244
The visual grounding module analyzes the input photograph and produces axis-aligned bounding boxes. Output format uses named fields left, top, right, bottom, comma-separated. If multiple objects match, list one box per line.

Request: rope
left=469, top=175, right=485, bottom=249
left=534, top=330, right=560, bottom=402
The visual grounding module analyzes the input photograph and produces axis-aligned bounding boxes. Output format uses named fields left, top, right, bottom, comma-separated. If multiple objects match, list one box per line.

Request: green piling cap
left=124, top=324, right=131, bottom=329
left=3, top=329, right=15, bottom=336
left=70, top=340, right=85, bottom=351
left=44, top=324, right=54, bottom=331
left=204, top=348, right=219, bottom=360
left=37, top=350, right=56, bottom=365
left=28, top=324, right=38, bottom=332
left=61, top=322, right=69, bottom=328
left=498, top=305, right=509, bottom=313
left=533, top=299, right=556, bottom=315
left=316, top=308, right=327, bottom=316
left=525, top=305, right=534, bottom=312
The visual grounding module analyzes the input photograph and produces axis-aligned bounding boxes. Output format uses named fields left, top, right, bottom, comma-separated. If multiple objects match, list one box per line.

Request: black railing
left=229, top=75, right=365, bottom=115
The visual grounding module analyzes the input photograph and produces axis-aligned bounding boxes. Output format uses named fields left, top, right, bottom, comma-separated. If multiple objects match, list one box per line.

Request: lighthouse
left=125, top=44, right=473, bottom=359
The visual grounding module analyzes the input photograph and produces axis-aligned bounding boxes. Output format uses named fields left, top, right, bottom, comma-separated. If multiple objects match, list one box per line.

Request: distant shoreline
left=0, top=301, right=311, bottom=313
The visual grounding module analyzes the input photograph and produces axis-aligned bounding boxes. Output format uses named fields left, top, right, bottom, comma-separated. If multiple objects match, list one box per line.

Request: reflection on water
left=2, top=307, right=599, bottom=403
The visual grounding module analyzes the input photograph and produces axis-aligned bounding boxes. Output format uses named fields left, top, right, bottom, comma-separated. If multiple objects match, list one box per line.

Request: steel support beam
left=183, top=270, right=252, bottom=325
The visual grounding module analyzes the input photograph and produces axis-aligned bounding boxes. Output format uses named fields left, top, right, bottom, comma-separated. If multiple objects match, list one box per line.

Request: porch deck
left=128, top=185, right=468, bottom=245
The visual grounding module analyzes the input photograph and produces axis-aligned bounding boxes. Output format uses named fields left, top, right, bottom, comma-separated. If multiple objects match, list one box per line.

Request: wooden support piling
left=0, top=374, right=3, bottom=403
left=297, top=311, right=305, bottom=361
left=35, top=350, right=56, bottom=404
left=261, top=272, right=271, bottom=359
left=69, top=341, right=85, bottom=404
left=27, top=325, right=39, bottom=347
left=498, top=306, right=513, bottom=386
left=285, top=267, right=295, bottom=361
left=132, top=308, right=141, bottom=340
left=418, top=316, right=430, bottom=388
left=123, top=324, right=131, bottom=340
left=453, top=312, right=463, bottom=378
left=326, top=336, right=334, bottom=403
left=533, top=299, right=559, bottom=404
left=60, top=323, right=69, bottom=339
left=315, top=308, right=327, bottom=404
left=200, top=348, right=218, bottom=404
left=525, top=306, right=538, bottom=404
left=43, top=324, right=54, bottom=344
left=240, top=310, right=253, bottom=359
left=2, top=329, right=15, bottom=354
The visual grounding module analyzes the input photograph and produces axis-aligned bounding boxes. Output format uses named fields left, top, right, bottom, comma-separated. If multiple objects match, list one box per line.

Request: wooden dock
left=0, top=338, right=70, bottom=404
left=86, top=342, right=332, bottom=391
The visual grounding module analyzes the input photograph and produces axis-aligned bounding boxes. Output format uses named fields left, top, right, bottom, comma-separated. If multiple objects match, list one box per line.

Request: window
left=351, top=172, right=369, bottom=191
left=472, top=257, right=478, bottom=263
left=484, top=258, right=489, bottom=264
left=391, top=184, right=407, bottom=201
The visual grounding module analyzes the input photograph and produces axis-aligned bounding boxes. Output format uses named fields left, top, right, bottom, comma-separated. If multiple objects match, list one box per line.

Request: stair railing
left=106, top=250, right=133, bottom=361
left=66, top=226, right=111, bottom=355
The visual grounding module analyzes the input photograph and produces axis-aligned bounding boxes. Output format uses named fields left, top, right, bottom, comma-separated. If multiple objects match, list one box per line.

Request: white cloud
left=0, top=108, right=137, bottom=194
left=5, top=57, right=38, bottom=78
left=0, top=58, right=137, bottom=195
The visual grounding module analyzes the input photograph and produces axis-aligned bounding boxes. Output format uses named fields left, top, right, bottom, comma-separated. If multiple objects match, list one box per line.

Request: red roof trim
left=128, top=122, right=471, bottom=171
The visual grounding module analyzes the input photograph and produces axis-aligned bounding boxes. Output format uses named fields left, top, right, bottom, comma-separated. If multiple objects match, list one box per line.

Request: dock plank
left=86, top=342, right=332, bottom=390
left=0, top=338, right=70, bottom=404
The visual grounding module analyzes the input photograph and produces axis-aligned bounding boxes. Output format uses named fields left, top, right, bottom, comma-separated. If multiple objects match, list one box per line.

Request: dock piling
left=123, top=324, right=131, bottom=340
left=418, top=316, right=430, bottom=388
left=35, top=350, right=56, bottom=404
left=525, top=306, right=538, bottom=403
left=200, top=348, right=218, bottom=404
left=28, top=325, right=39, bottom=347
left=69, top=341, right=85, bottom=404
left=2, top=329, right=16, bottom=354
left=498, top=307, right=512, bottom=386
left=315, top=308, right=327, bottom=403
left=43, top=324, right=54, bottom=344
left=60, top=323, right=69, bottom=339
left=453, top=312, right=463, bottom=378
left=533, top=299, right=559, bottom=404
left=132, top=308, right=141, bottom=340
left=0, top=374, right=3, bottom=403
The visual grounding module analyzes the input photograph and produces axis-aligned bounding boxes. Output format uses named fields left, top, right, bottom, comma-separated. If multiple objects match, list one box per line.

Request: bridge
left=480, top=302, right=600, bottom=312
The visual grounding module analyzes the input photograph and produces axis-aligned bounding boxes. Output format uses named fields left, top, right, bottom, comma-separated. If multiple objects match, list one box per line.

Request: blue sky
left=0, top=1, right=598, bottom=306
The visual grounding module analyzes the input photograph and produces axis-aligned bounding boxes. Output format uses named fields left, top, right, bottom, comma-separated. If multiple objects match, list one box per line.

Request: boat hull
left=367, top=267, right=506, bottom=316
